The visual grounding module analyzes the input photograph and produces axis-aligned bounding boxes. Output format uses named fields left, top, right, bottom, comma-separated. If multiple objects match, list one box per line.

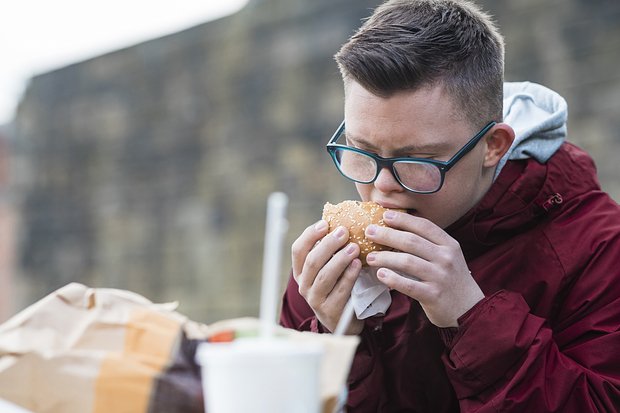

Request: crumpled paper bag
left=0, top=283, right=359, bottom=413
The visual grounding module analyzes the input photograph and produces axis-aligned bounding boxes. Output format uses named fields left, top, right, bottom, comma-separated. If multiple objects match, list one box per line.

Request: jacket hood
left=494, top=81, right=568, bottom=179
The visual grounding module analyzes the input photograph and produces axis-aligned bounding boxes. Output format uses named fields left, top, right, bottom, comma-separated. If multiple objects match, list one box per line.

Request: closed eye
left=345, top=134, right=451, bottom=160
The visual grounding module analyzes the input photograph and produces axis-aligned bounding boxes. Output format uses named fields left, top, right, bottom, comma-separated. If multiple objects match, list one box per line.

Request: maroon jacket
left=280, top=143, right=620, bottom=412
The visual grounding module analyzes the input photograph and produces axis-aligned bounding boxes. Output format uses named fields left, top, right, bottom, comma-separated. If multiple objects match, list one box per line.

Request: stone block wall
left=10, top=0, right=620, bottom=323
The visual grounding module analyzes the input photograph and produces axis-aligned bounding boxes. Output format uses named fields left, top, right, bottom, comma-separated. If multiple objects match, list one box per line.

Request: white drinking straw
left=333, top=296, right=355, bottom=336
left=331, top=296, right=356, bottom=413
left=259, top=192, right=289, bottom=339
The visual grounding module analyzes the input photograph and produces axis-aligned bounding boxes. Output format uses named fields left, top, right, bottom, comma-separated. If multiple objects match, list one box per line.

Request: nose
left=373, top=166, right=404, bottom=193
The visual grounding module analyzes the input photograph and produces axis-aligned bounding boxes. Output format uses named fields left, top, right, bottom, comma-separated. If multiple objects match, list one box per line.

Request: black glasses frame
left=326, top=120, right=496, bottom=194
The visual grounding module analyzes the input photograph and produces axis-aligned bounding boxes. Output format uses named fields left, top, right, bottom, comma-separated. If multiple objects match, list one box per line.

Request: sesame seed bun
left=322, top=200, right=402, bottom=266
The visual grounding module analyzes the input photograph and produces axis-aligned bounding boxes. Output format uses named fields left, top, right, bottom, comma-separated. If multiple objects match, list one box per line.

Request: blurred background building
left=2, top=0, right=619, bottom=323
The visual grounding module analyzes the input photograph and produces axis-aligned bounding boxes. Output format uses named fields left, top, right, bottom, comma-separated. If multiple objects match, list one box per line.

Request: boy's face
left=343, top=81, right=496, bottom=229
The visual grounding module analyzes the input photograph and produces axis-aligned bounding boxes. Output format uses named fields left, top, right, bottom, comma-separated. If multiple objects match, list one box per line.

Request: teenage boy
left=281, top=0, right=620, bottom=411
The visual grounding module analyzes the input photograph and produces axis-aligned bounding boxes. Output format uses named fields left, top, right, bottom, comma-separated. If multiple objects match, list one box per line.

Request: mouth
left=373, top=200, right=417, bottom=216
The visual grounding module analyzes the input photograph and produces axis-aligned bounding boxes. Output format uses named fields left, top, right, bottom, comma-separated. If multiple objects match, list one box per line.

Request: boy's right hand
left=291, top=219, right=364, bottom=335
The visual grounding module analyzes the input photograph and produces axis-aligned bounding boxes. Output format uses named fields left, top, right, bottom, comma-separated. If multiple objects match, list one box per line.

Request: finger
left=366, top=223, right=437, bottom=262
left=366, top=250, right=434, bottom=282
left=383, top=210, right=453, bottom=246
left=298, top=226, right=350, bottom=291
left=322, top=258, right=362, bottom=314
left=376, top=267, right=435, bottom=303
left=307, top=242, right=360, bottom=304
left=292, top=220, right=329, bottom=280
left=333, top=258, right=362, bottom=303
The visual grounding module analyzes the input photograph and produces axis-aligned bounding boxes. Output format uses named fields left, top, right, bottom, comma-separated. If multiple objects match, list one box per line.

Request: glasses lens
left=394, top=161, right=442, bottom=192
left=334, top=148, right=377, bottom=183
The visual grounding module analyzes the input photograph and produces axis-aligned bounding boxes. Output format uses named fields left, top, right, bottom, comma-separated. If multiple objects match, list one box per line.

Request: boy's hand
left=365, top=211, right=484, bottom=328
left=291, top=220, right=364, bottom=335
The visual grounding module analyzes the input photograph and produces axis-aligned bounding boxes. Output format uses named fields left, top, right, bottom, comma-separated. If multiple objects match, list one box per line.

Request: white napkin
left=351, top=267, right=392, bottom=319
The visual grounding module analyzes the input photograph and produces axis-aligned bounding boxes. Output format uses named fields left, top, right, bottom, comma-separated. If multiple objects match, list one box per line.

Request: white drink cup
left=196, top=338, right=324, bottom=413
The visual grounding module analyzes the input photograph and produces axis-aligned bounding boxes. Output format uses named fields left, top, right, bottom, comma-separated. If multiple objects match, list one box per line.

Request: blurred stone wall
left=496, top=0, right=620, bottom=197
left=0, top=128, right=17, bottom=322
left=9, top=0, right=620, bottom=323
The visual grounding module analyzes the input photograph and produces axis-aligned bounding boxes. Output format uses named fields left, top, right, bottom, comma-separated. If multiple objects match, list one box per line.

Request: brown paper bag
left=0, top=283, right=209, bottom=412
left=0, top=283, right=359, bottom=413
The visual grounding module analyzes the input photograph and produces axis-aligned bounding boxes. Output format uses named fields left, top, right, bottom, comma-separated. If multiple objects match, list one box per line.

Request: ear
left=483, top=123, right=515, bottom=167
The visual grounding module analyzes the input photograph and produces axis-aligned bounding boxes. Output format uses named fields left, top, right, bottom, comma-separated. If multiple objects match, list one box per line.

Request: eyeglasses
left=326, top=120, right=496, bottom=194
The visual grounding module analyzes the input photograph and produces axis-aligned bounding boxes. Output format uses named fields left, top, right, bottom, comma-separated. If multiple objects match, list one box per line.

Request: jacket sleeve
left=279, top=273, right=386, bottom=412
left=442, top=278, right=620, bottom=412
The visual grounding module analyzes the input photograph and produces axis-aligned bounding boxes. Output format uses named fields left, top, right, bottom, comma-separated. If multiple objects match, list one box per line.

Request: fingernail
left=384, top=210, right=397, bottom=220
left=334, top=226, right=346, bottom=239
left=315, top=220, right=327, bottom=231
left=366, top=252, right=376, bottom=263
left=345, top=243, right=357, bottom=255
left=377, top=268, right=388, bottom=279
left=366, top=224, right=377, bottom=236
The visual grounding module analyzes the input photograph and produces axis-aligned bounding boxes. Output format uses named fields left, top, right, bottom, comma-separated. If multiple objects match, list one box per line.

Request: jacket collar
left=446, top=143, right=596, bottom=261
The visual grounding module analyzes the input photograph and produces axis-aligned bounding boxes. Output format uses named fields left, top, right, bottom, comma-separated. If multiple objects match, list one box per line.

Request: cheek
left=443, top=155, right=485, bottom=195
left=431, top=173, right=486, bottom=226
left=419, top=179, right=480, bottom=228
left=355, top=183, right=372, bottom=201
left=417, top=194, right=460, bottom=228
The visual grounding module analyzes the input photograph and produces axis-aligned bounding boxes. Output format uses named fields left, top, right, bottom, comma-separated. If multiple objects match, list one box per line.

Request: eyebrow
left=344, top=132, right=453, bottom=156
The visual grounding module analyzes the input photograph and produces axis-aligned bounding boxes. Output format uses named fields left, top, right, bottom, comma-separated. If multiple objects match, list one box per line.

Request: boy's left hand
left=364, top=210, right=484, bottom=328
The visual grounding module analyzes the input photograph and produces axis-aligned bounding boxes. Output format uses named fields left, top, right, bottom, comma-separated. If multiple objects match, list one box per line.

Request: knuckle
left=307, top=294, right=323, bottom=310
left=304, top=250, right=322, bottom=273
left=291, top=238, right=303, bottom=256
left=427, top=286, right=441, bottom=302
left=404, top=253, right=418, bottom=269
left=342, top=267, right=358, bottom=283
left=417, top=217, right=434, bottom=232
left=334, top=285, right=347, bottom=297
left=403, top=233, right=421, bottom=252
left=307, top=297, right=318, bottom=309
left=436, top=247, right=453, bottom=266
left=307, top=295, right=317, bottom=307
left=314, top=269, right=327, bottom=285
left=297, top=283, right=307, bottom=297
left=448, top=237, right=461, bottom=249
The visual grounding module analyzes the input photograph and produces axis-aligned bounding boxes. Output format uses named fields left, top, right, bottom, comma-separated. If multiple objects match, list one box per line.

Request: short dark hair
left=335, top=0, right=505, bottom=126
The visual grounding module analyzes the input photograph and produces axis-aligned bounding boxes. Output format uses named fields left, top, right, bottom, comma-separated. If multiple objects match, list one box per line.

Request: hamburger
left=322, top=200, right=402, bottom=265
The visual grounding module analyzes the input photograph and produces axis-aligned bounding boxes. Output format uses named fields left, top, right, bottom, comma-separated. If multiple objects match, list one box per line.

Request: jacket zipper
left=541, top=193, right=563, bottom=211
